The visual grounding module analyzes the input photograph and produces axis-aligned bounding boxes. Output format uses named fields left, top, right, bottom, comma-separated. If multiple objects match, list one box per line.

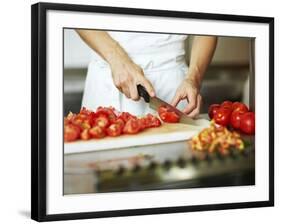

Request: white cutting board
left=64, top=119, right=209, bottom=154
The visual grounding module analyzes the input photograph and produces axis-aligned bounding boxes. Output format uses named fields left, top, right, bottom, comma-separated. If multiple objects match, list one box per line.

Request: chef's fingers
left=185, top=94, right=202, bottom=118
left=183, top=90, right=197, bottom=114
left=129, top=84, right=140, bottom=101
left=122, top=86, right=131, bottom=99
left=140, top=78, right=155, bottom=97
left=171, top=91, right=182, bottom=107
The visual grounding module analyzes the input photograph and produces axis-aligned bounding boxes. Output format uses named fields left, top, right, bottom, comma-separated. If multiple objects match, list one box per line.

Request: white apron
left=82, top=32, right=188, bottom=116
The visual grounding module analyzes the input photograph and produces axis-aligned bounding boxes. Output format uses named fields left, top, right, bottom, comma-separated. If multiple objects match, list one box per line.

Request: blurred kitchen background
left=64, top=29, right=254, bottom=115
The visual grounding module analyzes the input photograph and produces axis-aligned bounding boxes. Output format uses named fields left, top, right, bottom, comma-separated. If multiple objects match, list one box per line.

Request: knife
left=137, top=84, right=206, bottom=126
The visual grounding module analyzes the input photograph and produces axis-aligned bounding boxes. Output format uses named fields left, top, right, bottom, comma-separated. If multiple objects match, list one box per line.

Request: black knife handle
left=137, top=84, right=150, bottom=103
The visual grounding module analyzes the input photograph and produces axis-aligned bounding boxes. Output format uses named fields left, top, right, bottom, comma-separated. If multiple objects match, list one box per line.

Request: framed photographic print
left=31, top=2, right=274, bottom=222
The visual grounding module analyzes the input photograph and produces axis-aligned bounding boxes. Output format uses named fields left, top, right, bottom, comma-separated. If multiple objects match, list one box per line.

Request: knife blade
left=137, top=85, right=205, bottom=126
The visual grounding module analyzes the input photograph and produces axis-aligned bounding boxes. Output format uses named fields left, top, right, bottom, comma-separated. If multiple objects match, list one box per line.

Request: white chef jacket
left=82, top=32, right=189, bottom=116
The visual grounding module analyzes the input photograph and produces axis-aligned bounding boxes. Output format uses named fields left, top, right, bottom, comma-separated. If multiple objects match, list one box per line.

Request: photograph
left=31, top=2, right=273, bottom=221
left=63, top=29, right=255, bottom=194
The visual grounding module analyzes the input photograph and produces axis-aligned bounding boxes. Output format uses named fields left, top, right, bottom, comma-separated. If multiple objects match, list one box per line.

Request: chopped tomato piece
left=106, top=123, right=123, bottom=137
left=113, top=118, right=125, bottom=130
left=94, top=115, right=110, bottom=129
left=157, top=105, right=180, bottom=123
left=64, top=124, right=81, bottom=142
left=145, top=113, right=161, bottom=127
left=89, top=126, right=106, bottom=138
left=118, top=112, right=137, bottom=123
left=123, top=118, right=141, bottom=134
left=80, top=129, right=91, bottom=140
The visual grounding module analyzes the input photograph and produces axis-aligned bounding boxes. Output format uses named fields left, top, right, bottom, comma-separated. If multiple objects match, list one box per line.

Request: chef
left=76, top=30, right=217, bottom=118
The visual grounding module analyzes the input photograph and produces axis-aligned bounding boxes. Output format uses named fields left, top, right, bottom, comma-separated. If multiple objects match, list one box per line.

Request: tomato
left=137, top=118, right=147, bottom=131
left=118, top=112, right=137, bottom=123
left=213, top=107, right=232, bottom=126
left=240, top=112, right=255, bottom=134
left=230, top=110, right=245, bottom=129
left=232, top=102, right=248, bottom=113
left=158, top=105, right=180, bottom=123
left=123, top=118, right=141, bottom=134
left=221, top=101, right=233, bottom=110
left=113, top=118, right=125, bottom=130
left=106, top=123, right=123, bottom=137
left=80, top=107, right=93, bottom=116
left=157, top=105, right=168, bottom=115
left=89, top=125, right=106, bottom=138
left=208, top=104, right=221, bottom=119
left=64, top=124, right=81, bottom=142
left=145, top=113, right=161, bottom=127
left=96, top=107, right=117, bottom=123
left=64, top=106, right=163, bottom=142
left=94, top=115, right=110, bottom=129
left=80, top=129, right=91, bottom=140
left=159, top=111, right=180, bottom=123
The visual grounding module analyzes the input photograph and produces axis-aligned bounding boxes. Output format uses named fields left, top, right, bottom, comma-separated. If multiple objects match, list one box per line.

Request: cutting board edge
left=64, top=130, right=198, bottom=154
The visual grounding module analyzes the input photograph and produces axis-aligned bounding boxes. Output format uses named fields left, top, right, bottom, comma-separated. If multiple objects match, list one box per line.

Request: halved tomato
left=123, top=118, right=141, bottom=134
left=80, top=129, right=91, bottom=140
left=64, top=124, right=81, bottom=142
left=94, top=115, right=110, bottom=129
left=145, top=113, right=161, bottom=127
left=158, top=105, right=180, bottom=123
left=89, top=125, right=106, bottom=138
left=113, top=118, right=125, bottom=130
left=106, top=123, right=123, bottom=137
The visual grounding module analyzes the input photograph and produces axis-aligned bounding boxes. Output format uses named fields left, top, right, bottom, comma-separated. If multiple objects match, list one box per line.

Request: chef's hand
left=171, top=77, right=202, bottom=118
left=110, top=56, right=155, bottom=101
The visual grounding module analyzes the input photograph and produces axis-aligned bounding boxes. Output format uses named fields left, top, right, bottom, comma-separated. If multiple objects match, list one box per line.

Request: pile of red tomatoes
left=64, top=106, right=161, bottom=142
left=208, top=101, right=255, bottom=135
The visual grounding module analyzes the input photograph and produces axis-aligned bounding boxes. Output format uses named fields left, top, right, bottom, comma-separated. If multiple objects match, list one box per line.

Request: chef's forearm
left=76, top=30, right=130, bottom=66
left=186, top=36, right=217, bottom=88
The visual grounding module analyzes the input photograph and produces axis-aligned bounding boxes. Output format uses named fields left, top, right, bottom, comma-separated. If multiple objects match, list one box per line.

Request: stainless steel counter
left=64, top=135, right=254, bottom=194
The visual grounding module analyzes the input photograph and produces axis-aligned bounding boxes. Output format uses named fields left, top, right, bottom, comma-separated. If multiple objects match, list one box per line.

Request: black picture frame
left=31, top=2, right=274, bottom=222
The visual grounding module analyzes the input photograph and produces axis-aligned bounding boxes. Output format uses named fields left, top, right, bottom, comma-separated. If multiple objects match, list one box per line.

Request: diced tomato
left=94, top=115, right=110, bottom=129
left=89, top=125, right=106, bottom=138
left=106, top=123, right=123, bottom=137
left=80, top=129, right=91, bottom=140
left=64, top=124, right=81, bottom=142
left=123, top=118, right=141, bottom=134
